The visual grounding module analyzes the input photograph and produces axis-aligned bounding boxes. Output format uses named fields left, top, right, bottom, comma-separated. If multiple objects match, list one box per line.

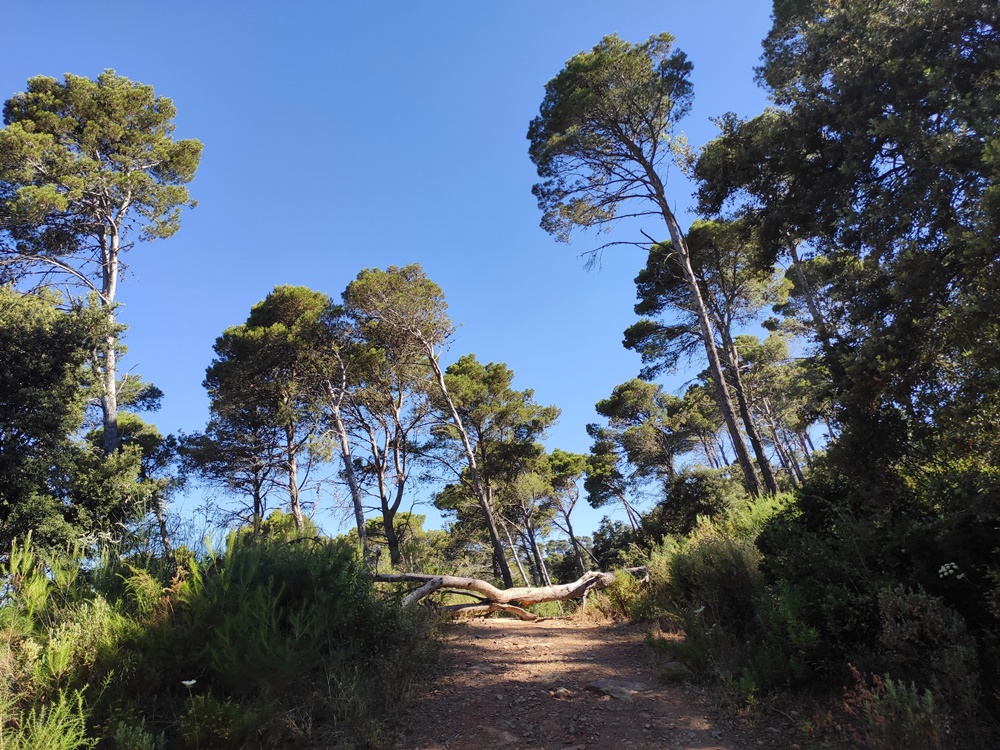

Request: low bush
left=636, top=495, right=824, bottom=701
left=0, top=515, right=437, bottom=748
left=843, top=668, right=942, bottom=750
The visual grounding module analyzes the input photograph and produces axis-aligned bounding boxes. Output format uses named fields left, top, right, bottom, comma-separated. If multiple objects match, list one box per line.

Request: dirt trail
left=393, top=618, right=748, bottom=750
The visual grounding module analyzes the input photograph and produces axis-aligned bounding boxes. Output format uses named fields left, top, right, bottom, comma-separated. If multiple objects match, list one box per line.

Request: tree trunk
left=620, top=494, right=643, bottom=531
left=252, top=482, right=264, bottom=538
left=782, top=428, right=806, bottom=484
left=789, top=242, right=836, bottom=353
left=285, top=422, right=304, bottom=531
left=561, top=509, right=587, bottom=578
left=718, top=334, right=778, bottom=493
left=421, top=337, right=514, bottom=587
left=525, top=523, right=551, bottom=587
left=382, top=425, right=410, bottom=567
left=505, top=525, right=532, bottom=586
left=100, top=329, right=119, bottom=455
left=381, top=476, right=408, bottom=567
left=717, top=437, right=731, bottom=467
left=798, top=431, right=814, bottom=466
left=520, top=535, right=540, bottom=584
left=768, top=422, right=797, bottom=487
left=653, top=199, right=763, bottom=495
left=534, top=540, right=553, bottom=587
left=100, top=229, right=120, bottom=455
left=323, top=376, right=370, bottom=563
left=152, top=495, right=175, bottom=570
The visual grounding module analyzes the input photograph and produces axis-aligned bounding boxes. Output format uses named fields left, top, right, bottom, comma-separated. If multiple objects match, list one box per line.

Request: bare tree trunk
left=334, top=413, right=369, bottom=556
left=525, top=523, right=551, bottom=586
left=717, top=437, right=731, bottom=467
left=422, top=337, right=513, bottom=588
left=534, top=541, right=553, bottom=587
left=718, top=334, right=778, bottom=493
left=252, top=482, right=264, bottom=538
left=781, top=428, right=806, bottom=484
left=650, top=197, right=763, bottom=496
left=798, top=431, right=814, bottom=466
left=322, top=372, right=370, bottom=563
left=623, top=496, right=644, bottom=531
left=99, top=228, right=121, bottom=455
left=285, top=423, right=304, bottom=531
left=560, top=509, right=587, bottom=577
left=520, top=535, right=540, bottom=585
left=698, top=435, right=720, bottom=469
left=504, top=525, right=531, bottom=586
left=806, top=430, right=820, bottom=454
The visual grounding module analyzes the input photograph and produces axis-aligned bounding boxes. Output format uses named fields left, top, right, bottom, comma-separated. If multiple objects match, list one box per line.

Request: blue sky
left=2, top=1, right=775, bottom=536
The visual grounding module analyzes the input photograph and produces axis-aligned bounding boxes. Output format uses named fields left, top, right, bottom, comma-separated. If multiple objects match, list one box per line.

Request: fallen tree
left=373, top=569, right=647, bottom=620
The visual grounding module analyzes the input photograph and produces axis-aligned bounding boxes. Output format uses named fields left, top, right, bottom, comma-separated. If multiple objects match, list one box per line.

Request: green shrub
left=669, top=534, right=761, bottom=631
left=0, top=689, right=94, bottom=750
left=636, top=496, right=820, bottom=696
left=179, top=693, right=260, bottom=750
left=137, top=530, right=437, bottom=742
left=0, top=525, right=436, bottom=748
left=112, top=718, right=167, bottom=750
left=845, top=668, right=941, bottom=750
left=877, top=585, right=980, bottom=729
left=599, top=569, right=648, bottom=620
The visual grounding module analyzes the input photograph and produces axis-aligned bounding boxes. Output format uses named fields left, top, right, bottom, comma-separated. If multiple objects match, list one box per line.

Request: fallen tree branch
left=442, top=602, right=541, bottom=621
left=401, top=576, right=446, bottom=607
left=375, top=568, right=647, bottom=616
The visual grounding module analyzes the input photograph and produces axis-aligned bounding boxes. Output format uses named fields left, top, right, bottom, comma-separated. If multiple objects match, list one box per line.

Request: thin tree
left=343, top=265, right=517, bottom=586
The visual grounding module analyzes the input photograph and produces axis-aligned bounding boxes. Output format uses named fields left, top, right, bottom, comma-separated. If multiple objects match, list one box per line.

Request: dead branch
left=375, top=567, right=647, bottom=617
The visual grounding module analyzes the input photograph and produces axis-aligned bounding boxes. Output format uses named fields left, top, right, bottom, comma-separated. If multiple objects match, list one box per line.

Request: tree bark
left=100, top=226, right=121, bottom=455
left=560, top=508, right=587, bottom=578
left=503, top=525, right=531, bottom=586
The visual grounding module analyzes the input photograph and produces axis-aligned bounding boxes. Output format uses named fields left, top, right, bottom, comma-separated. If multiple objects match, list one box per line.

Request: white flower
left=938, top=562, right=960, bottom=578
left=181, top=680, right=197, bottom=687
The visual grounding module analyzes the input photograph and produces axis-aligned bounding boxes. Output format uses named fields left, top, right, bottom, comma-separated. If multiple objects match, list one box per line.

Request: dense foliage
left=0, top=518, right=434, bottom=749
left=1, top=2, right=998, bottom=746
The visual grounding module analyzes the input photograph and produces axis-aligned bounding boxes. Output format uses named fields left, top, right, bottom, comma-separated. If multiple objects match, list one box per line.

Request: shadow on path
left=393, top=618, right=737, bottom=750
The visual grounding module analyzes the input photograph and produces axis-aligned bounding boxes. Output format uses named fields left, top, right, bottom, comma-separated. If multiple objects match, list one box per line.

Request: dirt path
left=393, top=618, right=747, bottom=750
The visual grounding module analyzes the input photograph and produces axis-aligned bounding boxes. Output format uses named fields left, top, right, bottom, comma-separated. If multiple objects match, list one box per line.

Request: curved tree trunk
left=561, top=510, right=587, bottom=578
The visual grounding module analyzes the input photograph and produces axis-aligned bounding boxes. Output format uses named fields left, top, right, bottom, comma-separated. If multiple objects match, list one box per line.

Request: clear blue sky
left=2, top=1, right=775, bottom=536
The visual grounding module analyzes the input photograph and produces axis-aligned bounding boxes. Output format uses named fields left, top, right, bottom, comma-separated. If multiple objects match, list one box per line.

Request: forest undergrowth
left=0, top=514, right=436, bottom=750
left=594, top=469, right=1000, bottom=750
